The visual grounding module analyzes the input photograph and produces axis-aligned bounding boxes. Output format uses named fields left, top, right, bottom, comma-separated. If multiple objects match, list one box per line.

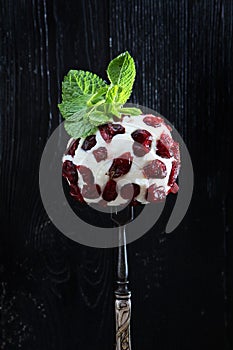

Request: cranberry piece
left=132, top=143, right=148, bottom=157
left=168, top=161, right=180, bottom=186
left=146, top=185, right=166, bottom=203
left=143, top=159, right=167, bottom=179
left=143, top=115, right=164, bottom=127
left=82, top=184, right=101, bottom=199
left=77, top=165, right=94, bottom=184
left=120, top=183, right=140, bottom=200
left=62, top=160, right=78, bottom=184
left=131, top=129, right=152, bottom=157
left=107, top=152, right=133, bottom=178
left=171, top=141, right=180, bottom=161
left=156, top=132, right=180, bottom=159
left=156, top=132, right=175, bottom=158
left=66, top=139, right=80, bottom=156
left=69, top=184, right=85, bottom=203
left=81, top=135, right=97, bottom=150
left=169, top=182, right=179, bottom=194
left=102, top=179, right=118, bottom=201
left=131, top=129, right=152, bottom=144
left=99, top=123, right=125, bottom=143
left=93, top=147, right=108, bottom=162
left=111, top=124, right=125, bottom=133
left=156, top=139, right=171, bottom=158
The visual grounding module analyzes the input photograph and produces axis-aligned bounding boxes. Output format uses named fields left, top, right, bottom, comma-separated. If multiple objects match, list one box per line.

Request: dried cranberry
left=82, top=184, right=101, bottom=199
left=157, top=132, right=181, bottom=160
left=77, top=165, right=94, bottom=184
left=120, top=183, right=140, bottom=200
left=168, top=161, right=180, bottom=186
left=143, top=159, right=167, bottom=179
left=99, top=123, right=125, bottom=143
left=62, top=160, right=78, bottom=184
left=81, top=135, right=97, bottom=150
left=171, top=141, right=180, bottom=161
left=69, top=184, right=85, bottom=203
left=131, top=129, right=152, bottom=144
left=143, top=115, right=163, bottom=127
left=156, top=140, right=170, bottom=158
left=132, top=143, right=147, bottom=157
left=102, top=179, right=118, bottom=201
left=146, top=185, right=166, bottom=203
left=107, top=152, right=133, bottom=178
left=66, top=139, right=80, bottom=156
left=169, top=182, right=179, bottom=194
left=156, top=133, right=173, bottom=158
left=131, top=129, right=152, bottom=157
left=93, top=147, right=108, bottom=162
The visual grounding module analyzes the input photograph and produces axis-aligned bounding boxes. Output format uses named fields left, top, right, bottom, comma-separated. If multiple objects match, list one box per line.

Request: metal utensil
left=111, top=206, right=134, bottom=350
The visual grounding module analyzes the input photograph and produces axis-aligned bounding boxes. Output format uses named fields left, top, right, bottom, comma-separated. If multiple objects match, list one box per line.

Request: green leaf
left=105, top=85, right=120, bottom=103
left=107, top=51, right=136, bottom=104
left=117, top=107, right=142, bottom=116
left=58, top=52, right=140, bottom=138
left=108, top=104, right=122, bottom=118
left=63, top=109, right=84, bottom=122
left=64, top=111, right=97, bottom=139
left=88, top=112, right=111, bottom=126
left=58, top=70, right=107, bottom=118
left=63, top=70, right=106, bottom=100
left=86, top=86, right=108, bottom=107
left=58, top=97, right=90, bottom=119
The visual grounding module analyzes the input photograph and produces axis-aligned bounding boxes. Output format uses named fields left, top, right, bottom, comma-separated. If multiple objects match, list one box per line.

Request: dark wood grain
left=0, top=1, right=114, bottom=350
left=0, top=0, right=232, bottom=349
left=110, top=1, right=232, bottom=349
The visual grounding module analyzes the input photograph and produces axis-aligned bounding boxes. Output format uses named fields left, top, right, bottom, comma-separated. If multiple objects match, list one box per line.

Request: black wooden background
left=0, top=1, right=233, bottom=349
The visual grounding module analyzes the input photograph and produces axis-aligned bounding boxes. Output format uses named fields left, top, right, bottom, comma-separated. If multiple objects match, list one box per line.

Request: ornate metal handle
left=115, top=224, right=132, bottom=350
left=115, top=294, right=131, bottom=350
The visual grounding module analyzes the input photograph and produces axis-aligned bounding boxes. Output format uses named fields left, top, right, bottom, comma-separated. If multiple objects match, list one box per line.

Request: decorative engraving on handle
left=115, top=296, right=131, bottom=350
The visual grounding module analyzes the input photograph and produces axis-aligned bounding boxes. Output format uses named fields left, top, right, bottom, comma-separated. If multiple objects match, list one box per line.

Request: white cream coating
left=63, top=114, right=175, bottom=205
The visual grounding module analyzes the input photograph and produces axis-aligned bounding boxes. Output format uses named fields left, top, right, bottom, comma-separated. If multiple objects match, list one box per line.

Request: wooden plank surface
left=0, top=1, right=232, bottom=349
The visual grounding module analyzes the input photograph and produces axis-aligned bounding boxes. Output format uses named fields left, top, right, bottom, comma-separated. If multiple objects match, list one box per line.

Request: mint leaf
left=62, top=70, right=106, bottom=100
left=86, top=86, right=108, bottom=107
left=107, top=51, right=136, bottom=104
left=117, top=107, right=141, bottom=116
left=88, top=112, right=111, bottom=126
left=58, top=97, right=89, bottom=119
left=58, top=70, right=106, bottom=118
left=58, top=52, right=141, bottom=139
left=64, top=109, right=97, bottom=138
left=105, top=85, right=121, bottom=103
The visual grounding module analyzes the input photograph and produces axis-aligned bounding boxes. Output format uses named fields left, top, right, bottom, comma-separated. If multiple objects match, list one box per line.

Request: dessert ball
left=62, top=114, right=180, bottom=206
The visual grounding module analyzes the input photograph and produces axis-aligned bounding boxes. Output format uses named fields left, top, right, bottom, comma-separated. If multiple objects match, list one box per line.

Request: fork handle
left=115, top=293, right=131, bottom=350
left=115, top=223, right=132, bottom=350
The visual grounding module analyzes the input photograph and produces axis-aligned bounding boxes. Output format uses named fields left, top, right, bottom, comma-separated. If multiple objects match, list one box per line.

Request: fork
left=111, top=205, right=134, bottom=350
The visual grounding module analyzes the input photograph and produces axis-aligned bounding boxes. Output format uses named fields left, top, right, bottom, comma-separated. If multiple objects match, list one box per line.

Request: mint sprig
left=58, top=70, right=107, bottom=119
left=58, top=52, right=142, bottom=138
left=107, top=51, right=136, bottom=104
